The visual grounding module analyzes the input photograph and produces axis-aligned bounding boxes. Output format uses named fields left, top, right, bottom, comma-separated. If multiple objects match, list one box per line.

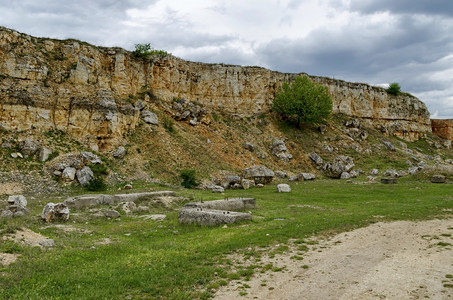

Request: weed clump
left=180, top=169, right=199, bottom=189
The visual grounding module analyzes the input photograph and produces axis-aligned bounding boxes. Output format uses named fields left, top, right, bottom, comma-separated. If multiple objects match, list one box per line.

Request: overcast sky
left=1, top=0, right=452, bottom=118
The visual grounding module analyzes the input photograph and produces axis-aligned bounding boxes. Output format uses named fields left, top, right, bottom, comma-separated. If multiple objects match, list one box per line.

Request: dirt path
left=215, top=219, right=453, bottom=300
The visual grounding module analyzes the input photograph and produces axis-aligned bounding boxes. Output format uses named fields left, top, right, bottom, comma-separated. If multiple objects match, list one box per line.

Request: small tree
left=272, top=76, right=332, bottom=127
left=133, top=43, right=169, bottom=58
left=386, top=82, right=401, bottom=95
left=180, top=169, right=199, bottom=189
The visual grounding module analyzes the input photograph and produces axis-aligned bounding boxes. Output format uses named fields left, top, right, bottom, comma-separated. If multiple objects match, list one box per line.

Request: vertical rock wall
left=0, top=27, right=431, bottom=150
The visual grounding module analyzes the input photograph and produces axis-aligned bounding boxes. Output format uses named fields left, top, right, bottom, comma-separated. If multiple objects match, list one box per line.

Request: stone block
left=178, top=208, right=252, bottom=226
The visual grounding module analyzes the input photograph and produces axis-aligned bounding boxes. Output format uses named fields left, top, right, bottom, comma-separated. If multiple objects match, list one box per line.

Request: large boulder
left=299, top=173, right=316, bottom=181
left=431, top=175, right=446, bottom=183
left=113, top=146, right=127, bottom=159
left=62, top=167, right=76, bottom=181
left=323, top=156, right=354, bottom=178
left=243, top=165, right=274, bottom=184
left=18, top=139, right=41, bottom=157
left=41, top=203, right=70, bottom=223
left=76, top=166, right=94, bottom=186
left=142, top=110, right=159, bottom=125
left=277, top=184, right=291, bottom=193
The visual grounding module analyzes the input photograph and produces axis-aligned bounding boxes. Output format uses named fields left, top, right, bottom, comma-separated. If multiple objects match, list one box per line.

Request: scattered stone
left=383, top=169, right=399, bottom=178
left=408, top=166, right=419, bottom=175
left=62, top=167, right=76, bottom=181
left=81, top=151, right=102, bottom=164
left=381, top=178, right=397, bottom=184
left=288, top=176, right=299, bottom=182
left=430, top=175, right=446, bottom=183
left=275, top=170, right=287, bottom=178
left=243, top=142, right=255, bottom=152
left=383, top=141, right=396, bottom=151
left=318, top=124, right=327, bottom=134
left=256, top=184, right=264, bottom=188
left=340, top=172, right=351, bottom=179
left=189, top=118, right=197, bottom=126
left=76, top=166, right=94, bottom=186
left=39, top=147, right=53, bottom=162
left=277, top=184, right=291, bottom=193
left=18, top=139, right=41, bottom=157
left=241, top=179, right=255, bottom=190
left=397, top=170, right=407, bottom=177
left=349, top=170, right=360, bottom=178
left=104, top=210, right=121, bottom=218
left=323, top=155, right=354, bottom=178
left=124, top=183, right=133, bottom=190
left=309, top=152, right=324, bottom=166
left=209, top=185, right=225, bottom=193
left=345, top=119, right=361, bottom=128
left=113, top=146, right=127, bottom=159
left=136, top=206, right=150, bottom=212
left=142, top=110, right=159, bottom=125
left=243, top=165, right=274, bottom=184
left=398, top=141, right=408, bottom=150
left=41, top=202, right=70, bottom=223
left=134, top=100, right=145, bottom=111
left=299, top=173, right=316, bottom=181
left=185, top=198, right=256, bottom=211
left=121, top=202, right=137, bottom=214
left=367, top=176, right=377, bottom=183
left=141, top=214, right=166, bottom=221
left=7, top=195, right=27, bottom=207
left=178, top=209, right=252, bottom=226
left=270, top=139, right=292, bottom=161
left=10, top=152, right=18, bottom=158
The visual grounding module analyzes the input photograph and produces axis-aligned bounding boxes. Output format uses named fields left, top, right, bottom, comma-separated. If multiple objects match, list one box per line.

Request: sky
left=1, top=0, right=452, bottom=118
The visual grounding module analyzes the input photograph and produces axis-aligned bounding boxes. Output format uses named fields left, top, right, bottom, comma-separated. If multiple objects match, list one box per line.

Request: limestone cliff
left=0, top=27, right=431, bottom=150
left=431, top=119, right=453, bottom=141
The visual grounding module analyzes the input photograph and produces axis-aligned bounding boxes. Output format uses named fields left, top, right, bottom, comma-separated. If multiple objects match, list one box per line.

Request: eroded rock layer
left=0, top=27, right=431, bottom=150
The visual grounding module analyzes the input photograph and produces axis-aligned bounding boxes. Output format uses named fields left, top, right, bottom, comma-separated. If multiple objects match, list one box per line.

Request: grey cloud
left=349, top=0, right=453, bottom=17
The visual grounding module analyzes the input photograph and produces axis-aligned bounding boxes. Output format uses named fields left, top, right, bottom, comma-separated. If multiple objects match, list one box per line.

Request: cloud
left=349, top=0, right=453, bottom=17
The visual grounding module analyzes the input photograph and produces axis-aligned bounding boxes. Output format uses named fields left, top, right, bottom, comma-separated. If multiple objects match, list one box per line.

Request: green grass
left=0, top=180, right=452, bottom=299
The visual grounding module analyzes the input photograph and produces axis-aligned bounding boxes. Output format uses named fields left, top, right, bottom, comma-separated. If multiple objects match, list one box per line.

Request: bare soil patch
left=215, top=219, right=453, bottom=300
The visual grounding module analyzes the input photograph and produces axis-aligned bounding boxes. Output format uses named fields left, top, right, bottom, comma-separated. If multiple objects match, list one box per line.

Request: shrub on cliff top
left=386, top=82, right=401, bottom=95
left=272, top=76, right=332, bottom=127
left=133, top=43, right=169, bottom=58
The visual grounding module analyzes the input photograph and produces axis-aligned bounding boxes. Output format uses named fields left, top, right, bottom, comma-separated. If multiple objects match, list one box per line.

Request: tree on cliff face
left=272, top=76, right=332, bottom=127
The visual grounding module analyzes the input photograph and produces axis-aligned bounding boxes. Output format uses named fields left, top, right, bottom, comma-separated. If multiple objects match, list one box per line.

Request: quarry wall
left=0, top=27, right=432, bottom=150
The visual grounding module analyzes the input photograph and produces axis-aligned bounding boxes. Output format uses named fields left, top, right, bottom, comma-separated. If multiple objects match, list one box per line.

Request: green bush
left=272, top=76, right=332, bottom=127
left=386, top=82, right=401, bottom=95
left=133, top=43, right=169, bottom=58
left=85, top=177, right=107, bottom=192
left=89, top=164, right=108, bottom=176
left=180, top=169, right=199, bottom=189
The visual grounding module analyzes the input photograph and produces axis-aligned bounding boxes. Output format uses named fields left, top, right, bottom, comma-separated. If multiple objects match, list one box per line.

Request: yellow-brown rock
left=0, top=27, right=431, bottom=150
left=431, top=119, right=453, bottom=140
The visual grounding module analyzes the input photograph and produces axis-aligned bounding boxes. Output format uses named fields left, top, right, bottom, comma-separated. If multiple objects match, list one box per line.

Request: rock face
left=0, top=27, right=431, bottom=152
left=431, top=119, right=453, bottom=141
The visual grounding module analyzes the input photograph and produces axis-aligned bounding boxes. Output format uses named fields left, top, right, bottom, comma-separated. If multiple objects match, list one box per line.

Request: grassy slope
left=0, top=179, right=452, bottom=299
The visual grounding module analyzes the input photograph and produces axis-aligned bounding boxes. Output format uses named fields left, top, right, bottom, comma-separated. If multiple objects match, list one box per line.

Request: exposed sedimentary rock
left=0, top=27, right=431, bottom=152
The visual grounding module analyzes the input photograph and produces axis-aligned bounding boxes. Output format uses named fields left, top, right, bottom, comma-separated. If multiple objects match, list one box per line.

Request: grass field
left=0, top=179, right=452, bottom=299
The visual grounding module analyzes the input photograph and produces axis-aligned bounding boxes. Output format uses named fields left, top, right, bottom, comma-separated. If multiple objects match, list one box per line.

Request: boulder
left=270, top=139, right=292, bottom=161
left=367, top=176, right=377, bottom=183
left=41, top=203, right=70, bottom=223
left=104, top=210, right=121, bottom=218
left=288, top=176, right=300, bottom=182
left=208, top=185, right=225, bottom=193
left=277, top=184, right=291, bottom=193
left=142, top=110, right=159, bottom=125
left=76, top=166, right=94, bottom=186
left=349, top=170, right=360, bottom=178
left=309, top=152, right=324, bottom=166
left=7, top=195, right=27, bottom=207
left=323, top=156, right=354, bottom=178
left=38, top=147, right=53, bottom=162
left=243, top=142, right=255, bottom=152
left=121, top=202, right=137, bottom=214
left=381, top=178, right=397, bottom=184
left=383, top=169, right=399, bottom=178
left=340, top=172, right=351, bottom=179
left=18, top=139, right=41, bottom=156
left=81, top=151, right=102, bottom=164
left=299, top=173, right=316, bottom=181
left=408, top=166, right=419, bottom=175
left=370, top=169, right=379, bottom=175
left=113, top=146, right=127, bottom=159
left=275, top=170, right=287, bottom=178
left=178, top=208, right=252, bottom=226
left=431, top=175, right=446, bottom=183
left=62, top=167, right=76, bottom=181
left=383, top=141, right=396, bottom=151
left=243, top=165, right=274, bottom=184
left=241, top=179, right=255, bottom=190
